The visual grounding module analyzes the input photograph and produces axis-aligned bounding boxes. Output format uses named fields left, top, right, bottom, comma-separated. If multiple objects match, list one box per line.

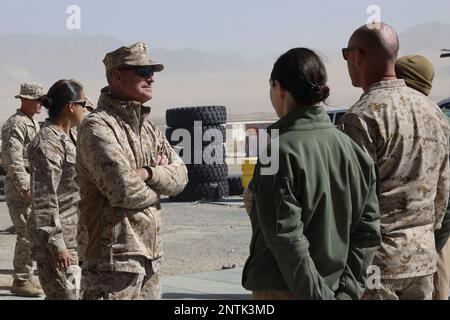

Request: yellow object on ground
left=241, top=157, right=258, bottom=189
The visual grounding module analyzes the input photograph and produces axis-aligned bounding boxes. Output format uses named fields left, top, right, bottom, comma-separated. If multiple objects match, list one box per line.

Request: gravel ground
left=0, top=197, right=252, bottom=286
left=160, top=198, right=251, bottom=275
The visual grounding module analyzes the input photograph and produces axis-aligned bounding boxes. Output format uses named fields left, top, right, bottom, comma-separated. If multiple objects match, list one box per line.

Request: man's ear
left=357, top=51, right=364, bottom=66
left=111, top=69, right=122, bottom=82
left=275, top=80, right=286, bottom=99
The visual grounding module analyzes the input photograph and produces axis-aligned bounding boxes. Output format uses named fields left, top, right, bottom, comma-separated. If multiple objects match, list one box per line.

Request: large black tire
left=187, top=164, right=228, bottom=183
left=0, top=175, right=5, bottom=195
left=166, top=125, right=226, bottom=146
left=174, top=144, right=226, bottom=165
left=166, top=106, right=227, bottom=127
left=169, top=179, right=229, bottom=202
left=228, top=174, right=244, bottom=196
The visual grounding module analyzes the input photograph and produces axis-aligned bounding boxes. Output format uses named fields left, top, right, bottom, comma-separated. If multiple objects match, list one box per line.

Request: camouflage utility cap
left=103, top=42, right=164, bottom=73
left=15, top=83, right=44, bottom=100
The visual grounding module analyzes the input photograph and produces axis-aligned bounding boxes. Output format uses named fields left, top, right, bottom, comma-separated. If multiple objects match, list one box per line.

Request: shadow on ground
left=0, top=269, right=13, bottom=275
left=0, top=226, right=15, bottom=234
left=163, top=292, right=251, bottom=300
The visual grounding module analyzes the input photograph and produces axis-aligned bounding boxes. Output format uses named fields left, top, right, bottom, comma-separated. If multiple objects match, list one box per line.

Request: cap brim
left=120, top=62, right=165, bottom=72
left=150, top=63, right=164, bottom=72
left=15, top=94, right=44, bottom=100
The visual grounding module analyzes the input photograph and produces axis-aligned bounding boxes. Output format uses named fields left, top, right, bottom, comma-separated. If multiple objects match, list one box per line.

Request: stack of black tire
left=227, top=174, right=244, bottom=196
left=166, top=106, right=229, bottom=202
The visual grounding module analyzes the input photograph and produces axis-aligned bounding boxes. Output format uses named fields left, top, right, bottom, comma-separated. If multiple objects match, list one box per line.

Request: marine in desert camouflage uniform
left=395, top=55, right=450, bottom=300
left=27, top=79, right=88, bottom=299
left=1, top=83, right=44, bottom=297
left=339, top=23, right=450, bottom=299
left=77, top=42, right=188, bottom=300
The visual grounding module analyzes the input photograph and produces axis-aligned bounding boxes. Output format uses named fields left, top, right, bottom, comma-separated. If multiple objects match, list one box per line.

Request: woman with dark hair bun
left=242, top=48, right=381, bottom=300
left=27, top=79, right=88, bottom=299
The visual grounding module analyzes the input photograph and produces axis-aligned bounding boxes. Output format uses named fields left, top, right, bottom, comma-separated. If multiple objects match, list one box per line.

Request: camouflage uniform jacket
left=338, top=80, right=450, bottom=279
left=27, top=120, right=80, bottom=252
left=1, top=109, right=40, bottom=192
left=76, top=92, right=188, bottom=274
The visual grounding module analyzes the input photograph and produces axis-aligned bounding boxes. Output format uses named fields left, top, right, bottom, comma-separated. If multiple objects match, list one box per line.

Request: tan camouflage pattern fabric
left=67, top=127, right=88, bottom=262
left=2, top=110, right=40, bottom=192
left=82, top=257, right=161, bottom=300
left=243, top=187, right=253, bottom=216
left=28, top=120, right=80, bottom=253
left=76, top=91, right=187, bottom=280
left=362, top=274, right=434, bottom=300
left=76, top=209, right=89, bottom=263
left=14, top=83, right=44, bottom=100
left=433, top=239, right=450, bottom=300
left=252, top=290, right=296, bottom=300
left=103, top=42, right=164, bottom=73
left=1, top=110, right=40, bottom=281
left=27, top=229, right=80, bottom=300
left=4, top=182, right=34, bottom=281
left=338, top=79, right=450, bottom=279
left=27, top=121, right=81, bottom=299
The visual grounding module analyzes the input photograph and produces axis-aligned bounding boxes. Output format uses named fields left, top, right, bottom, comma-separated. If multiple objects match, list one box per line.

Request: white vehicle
left=438, top=98, right=450, bottom=120
left=438, top=97, right=450, bottom=109
left=325, top=106, right=348, bottom=125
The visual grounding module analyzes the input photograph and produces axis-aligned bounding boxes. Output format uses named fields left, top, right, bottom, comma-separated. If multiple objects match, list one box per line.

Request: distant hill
left=1, top=22, right=450, bottom=125
left=399, top=22, right=450, bottom=55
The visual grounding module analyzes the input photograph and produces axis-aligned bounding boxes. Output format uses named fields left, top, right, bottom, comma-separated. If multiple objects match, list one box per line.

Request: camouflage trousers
left=28, top=227, right=80, bottom=300
left=243, top=188, right=253, bottom=216
left=4, top=181, right=34, bottom=281
left=362, top=274, right=434, bottom=300
left=81, top=258, right=161, bottom=300
left=433, top=239, right=450, bottom=300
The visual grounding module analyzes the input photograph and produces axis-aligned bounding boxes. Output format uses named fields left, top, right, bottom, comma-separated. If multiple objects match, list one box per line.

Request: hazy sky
left=1, top=0, right=449, bottom=57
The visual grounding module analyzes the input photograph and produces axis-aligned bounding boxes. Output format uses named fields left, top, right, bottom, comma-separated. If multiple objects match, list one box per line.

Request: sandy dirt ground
left=0, top=197, right=252, bottom=287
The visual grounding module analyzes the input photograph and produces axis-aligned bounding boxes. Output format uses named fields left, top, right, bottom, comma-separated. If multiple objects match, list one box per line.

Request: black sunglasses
left=121, top=66, right=155, bottom=78
left=342, top=47, right=365, bottom=61
left=72, top=100, right=87, bottom=108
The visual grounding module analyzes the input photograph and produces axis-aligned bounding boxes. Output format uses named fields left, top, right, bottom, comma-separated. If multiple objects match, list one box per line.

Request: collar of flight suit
left=268, top=106, right=334, bottom=134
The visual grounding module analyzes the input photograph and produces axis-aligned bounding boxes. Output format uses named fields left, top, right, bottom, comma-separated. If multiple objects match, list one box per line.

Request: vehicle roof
left=438, top=97, right=450, bottom=106
left=324, top=106, right=349, bottom=113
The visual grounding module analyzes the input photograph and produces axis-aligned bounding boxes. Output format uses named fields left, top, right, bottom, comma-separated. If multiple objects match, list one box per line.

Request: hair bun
left=310, top=84, right=330, bottom=102
left=319, top=85, right=330, bottom=101
left=40, top=95, right=53, bottom=109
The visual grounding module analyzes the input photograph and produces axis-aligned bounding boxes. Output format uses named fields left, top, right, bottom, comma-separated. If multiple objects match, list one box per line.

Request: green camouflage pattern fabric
left=338, top=79, right=450, bottom=279
left=76, top=91, right=188, bottom=276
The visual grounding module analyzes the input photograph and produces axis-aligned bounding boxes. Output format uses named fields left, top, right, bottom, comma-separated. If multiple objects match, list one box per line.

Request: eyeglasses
left=342, top=47, right=365, bottom=61
left=120, top=66, right=155, bottom=78
left=72, top=100, right=87, bottom=108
